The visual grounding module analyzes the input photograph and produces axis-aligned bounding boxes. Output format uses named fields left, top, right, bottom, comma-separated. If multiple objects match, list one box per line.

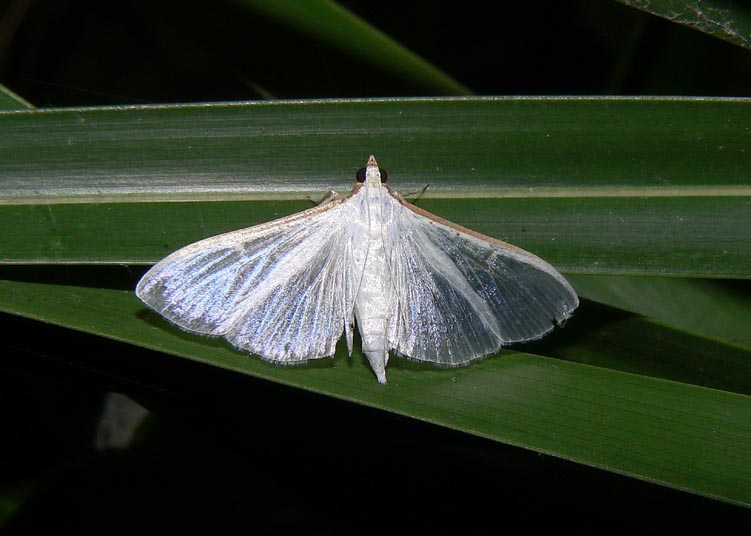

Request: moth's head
left=356, top=154, right=388, bottom=186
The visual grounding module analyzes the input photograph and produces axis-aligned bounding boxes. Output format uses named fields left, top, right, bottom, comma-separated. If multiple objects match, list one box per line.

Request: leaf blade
left=1, top=97, right=750, bottom=277
left=0, top=84, right=33, bottom=111
left=232, top=0, right=470, bottom=95
left=618, top=0, right=751, bottom=51
left=1, top=277, right=750, bottom=506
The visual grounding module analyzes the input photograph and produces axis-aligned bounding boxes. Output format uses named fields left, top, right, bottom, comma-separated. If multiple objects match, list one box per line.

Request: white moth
left=136, top=156, right=578, bottom=384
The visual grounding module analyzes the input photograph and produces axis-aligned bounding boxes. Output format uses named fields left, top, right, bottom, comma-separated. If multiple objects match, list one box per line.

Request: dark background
left=1, top=1, right=750, bottom=532
left=2, top=0, right=751, bottom=106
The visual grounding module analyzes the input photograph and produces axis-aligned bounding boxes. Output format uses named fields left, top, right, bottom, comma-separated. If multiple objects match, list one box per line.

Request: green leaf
left=0, top=84, right=33, bottom=111
left=231, top=0, right=470, bottom=95
left=0, top=481, right=35, bottom=529
left=2, top=96, right=751, bottom=505
left=530, top=297, right=751, bottom=395
left=570, top=275, right=751, bottom=348
left=0, top=277, right=749, bottom=506
left=1, top=98, right=750, bottom=277
left=618, top=0, right=751, bottom=51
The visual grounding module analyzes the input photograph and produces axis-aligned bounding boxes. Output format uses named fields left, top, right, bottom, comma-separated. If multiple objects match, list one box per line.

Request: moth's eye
left=379, top=167, right=388, bottom=183
left=356, top=167, right=366, bottom=182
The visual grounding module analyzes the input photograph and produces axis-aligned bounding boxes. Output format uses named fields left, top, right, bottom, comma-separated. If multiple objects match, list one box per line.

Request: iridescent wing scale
left=383, top=188, right=578, bottom=366
left=136, top=198, right=357, bottom=363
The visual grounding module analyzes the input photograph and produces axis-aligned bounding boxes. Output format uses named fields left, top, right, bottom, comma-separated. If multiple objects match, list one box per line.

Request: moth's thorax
left=364, top=164, right=382, bottom=187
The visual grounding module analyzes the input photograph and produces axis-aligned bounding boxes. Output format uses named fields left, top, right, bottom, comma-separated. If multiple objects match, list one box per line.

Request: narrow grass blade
left=618, top=0, right=751, bottom=50
left=0, top=84, right=32, bottom=110
left=232, top=0, right=470, bottom=95
left=1, top=98, right=750, bottom=277
left=570, top=275, right=751, bottom=348
left=0, top=276, right=749, bottom=506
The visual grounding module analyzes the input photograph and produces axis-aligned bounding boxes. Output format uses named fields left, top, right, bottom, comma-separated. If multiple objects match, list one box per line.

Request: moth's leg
left=402, top=184, right=430, bottom=202
left=307, top=189, right=341, bottom=206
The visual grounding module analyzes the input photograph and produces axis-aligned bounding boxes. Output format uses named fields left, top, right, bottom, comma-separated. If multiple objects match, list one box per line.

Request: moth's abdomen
left=352, top=186, right=393, bottom=383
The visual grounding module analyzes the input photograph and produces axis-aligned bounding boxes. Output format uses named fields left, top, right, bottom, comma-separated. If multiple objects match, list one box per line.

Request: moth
left=136, top=156, right=578, bottom=383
